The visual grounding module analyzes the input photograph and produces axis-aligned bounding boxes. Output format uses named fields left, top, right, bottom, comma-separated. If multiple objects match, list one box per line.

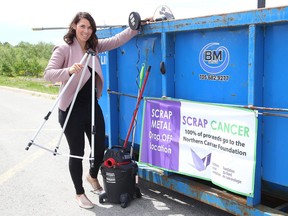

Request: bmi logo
left=199, top=42, right=230, bottom=74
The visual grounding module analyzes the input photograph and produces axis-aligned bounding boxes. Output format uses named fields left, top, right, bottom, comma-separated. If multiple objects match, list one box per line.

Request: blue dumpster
left=97, top=6, right=288, bottom=216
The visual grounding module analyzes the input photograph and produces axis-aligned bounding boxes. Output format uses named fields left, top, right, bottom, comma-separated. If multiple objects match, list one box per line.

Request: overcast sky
left=0, top=0, right=287, bottom=45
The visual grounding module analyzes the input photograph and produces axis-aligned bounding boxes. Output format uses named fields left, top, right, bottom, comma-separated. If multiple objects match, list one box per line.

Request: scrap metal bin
left=97, top=6, right=288, bottom=216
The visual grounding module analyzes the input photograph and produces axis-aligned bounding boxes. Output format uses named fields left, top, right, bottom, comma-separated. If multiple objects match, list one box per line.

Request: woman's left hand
left=141, top=17, right=154, bottom=26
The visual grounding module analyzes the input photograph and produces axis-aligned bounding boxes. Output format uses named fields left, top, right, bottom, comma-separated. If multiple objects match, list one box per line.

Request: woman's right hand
left=68, top=63, right=84, bottom=75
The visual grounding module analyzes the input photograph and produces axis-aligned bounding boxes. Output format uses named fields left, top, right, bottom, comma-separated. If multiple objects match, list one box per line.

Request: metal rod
left=32, top=27, right=68, bottom=31
left=107, top=89, right=139, bottom=99
left=32, top=142, right=92, bottom=160
left=220, top=104, right=288, bottom=118
left=262, top=112, right=288, bottom=118
left=219, top=103, right=288, bottom=112
left=25, top=52, right=89, bottom=151
left=221, top=104, right=288, bottom=118
left=244, top=105, right=288, bottom=112
left=55, top=52, right=92, bottom=153
left=91, top=52, right=96, bottom=168
left=32, top=25, right=127, bottom=31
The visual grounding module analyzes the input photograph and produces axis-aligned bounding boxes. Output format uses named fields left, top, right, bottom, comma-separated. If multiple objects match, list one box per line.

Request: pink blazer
left=44, top=27, right=138, bottom=111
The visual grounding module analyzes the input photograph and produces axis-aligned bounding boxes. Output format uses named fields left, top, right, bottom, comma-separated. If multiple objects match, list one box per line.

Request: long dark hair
left=64, top=12, right=98, bottom=51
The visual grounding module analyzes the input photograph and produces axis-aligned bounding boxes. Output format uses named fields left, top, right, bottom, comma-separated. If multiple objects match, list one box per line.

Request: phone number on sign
left=199, top=74, right=230, bottom=81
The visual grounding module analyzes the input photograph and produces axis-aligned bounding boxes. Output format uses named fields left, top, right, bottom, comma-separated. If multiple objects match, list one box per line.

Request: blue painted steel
left=262, top=23, right=288, bottom=187
left=174, top=27, right=248, bottom=104
left=97, top=7, right=288, bottom=38
left=98, top=50, right=119, bottom=148
left=160, top=32, right=175, bottom=97
left=97, top=6, right=288, bottom=215
left=246, top=25, right=264, bottom=207
left=116, top=35, right=162, bottom=145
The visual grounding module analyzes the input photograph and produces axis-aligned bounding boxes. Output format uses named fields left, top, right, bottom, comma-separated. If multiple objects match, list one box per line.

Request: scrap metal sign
left=140, top=98, right=258, bottom=197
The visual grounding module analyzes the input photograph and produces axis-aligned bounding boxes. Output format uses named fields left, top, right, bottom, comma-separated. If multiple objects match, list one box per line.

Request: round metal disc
left=128, top=12, right=141, bottom=30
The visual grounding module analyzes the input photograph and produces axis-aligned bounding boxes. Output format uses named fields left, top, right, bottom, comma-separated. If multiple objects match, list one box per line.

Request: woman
left=44, top=12, right=143, bottom=209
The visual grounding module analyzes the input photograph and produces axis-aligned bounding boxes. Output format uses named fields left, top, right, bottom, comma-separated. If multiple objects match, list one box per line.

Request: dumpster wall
left=97, top=6, right=288, bottom=210
left=262, top=23, right=288, bottom=188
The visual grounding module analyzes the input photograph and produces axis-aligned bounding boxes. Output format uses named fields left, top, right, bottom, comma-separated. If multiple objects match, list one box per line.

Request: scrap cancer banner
left=140, top=98, right=258, bottom=197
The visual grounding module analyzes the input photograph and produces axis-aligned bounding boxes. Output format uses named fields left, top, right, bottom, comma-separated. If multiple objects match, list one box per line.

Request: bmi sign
left=139, top=98, right=258, bottom=197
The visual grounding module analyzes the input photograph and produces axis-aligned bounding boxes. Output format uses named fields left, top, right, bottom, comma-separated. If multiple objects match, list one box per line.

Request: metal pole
left=32, top=25, right=126, bottom=31
left=91, top=51, right=96, bottom=168
left=54, top=53, right=92, bottom=154
left=25, top=52, right=89, bottom=151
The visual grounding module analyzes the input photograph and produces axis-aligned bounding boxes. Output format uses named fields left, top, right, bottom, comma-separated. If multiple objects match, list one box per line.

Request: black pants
left=58, top=100, right=106, bottom=195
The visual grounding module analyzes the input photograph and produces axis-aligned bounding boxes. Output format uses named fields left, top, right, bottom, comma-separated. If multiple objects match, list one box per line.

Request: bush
left=0, top=41, right=54, bottom=77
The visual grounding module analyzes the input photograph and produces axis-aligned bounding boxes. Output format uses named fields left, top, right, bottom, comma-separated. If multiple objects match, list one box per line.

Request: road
left=0, top=86, right=233, bottom=216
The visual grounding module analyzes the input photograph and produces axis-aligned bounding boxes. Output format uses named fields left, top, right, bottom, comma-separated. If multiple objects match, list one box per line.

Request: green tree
left=0, top=41, right=54, bottom=77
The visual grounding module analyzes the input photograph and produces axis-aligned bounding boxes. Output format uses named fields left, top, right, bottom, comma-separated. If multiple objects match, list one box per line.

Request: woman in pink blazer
left=44, top=12, right=140, bottom=209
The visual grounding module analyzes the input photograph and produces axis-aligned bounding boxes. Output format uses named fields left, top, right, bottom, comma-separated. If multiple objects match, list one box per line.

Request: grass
left=0, top=76, right=59, bottom=95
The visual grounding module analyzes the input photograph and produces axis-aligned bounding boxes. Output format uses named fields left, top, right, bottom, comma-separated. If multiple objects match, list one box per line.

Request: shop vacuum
left=99, top=65, right=151, bottom=208
left=99, top=146, right=142, bottom=208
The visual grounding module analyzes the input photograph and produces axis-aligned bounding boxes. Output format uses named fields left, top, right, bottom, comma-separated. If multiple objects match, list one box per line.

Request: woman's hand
left=68, top=63, right=84, bottom=75
left=141, top=17, right=154, bottom=26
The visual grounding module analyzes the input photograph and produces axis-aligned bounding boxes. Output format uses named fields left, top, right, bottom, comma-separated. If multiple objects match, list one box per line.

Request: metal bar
left=32, top=27, right=68, bottom=30
left=216, top=103, right=288, bottom=112
left=55, top=53, right=92, bottom=152
left=107, top=89, right=138, bottom=99
left=25, top=52, right=89, bottom=151
left=244, top=105, right=288, bottom=112
left=31, top=143, right=92, bottom=160
left=32, top=25, right=127, bottom=31
left=91, top=53, right=96, bottom=168
left=262, top=112, right=288, bottom=118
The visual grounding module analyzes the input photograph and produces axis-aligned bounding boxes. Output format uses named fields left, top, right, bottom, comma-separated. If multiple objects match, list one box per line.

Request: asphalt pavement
left=0, top=86, right=233, bottom=216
